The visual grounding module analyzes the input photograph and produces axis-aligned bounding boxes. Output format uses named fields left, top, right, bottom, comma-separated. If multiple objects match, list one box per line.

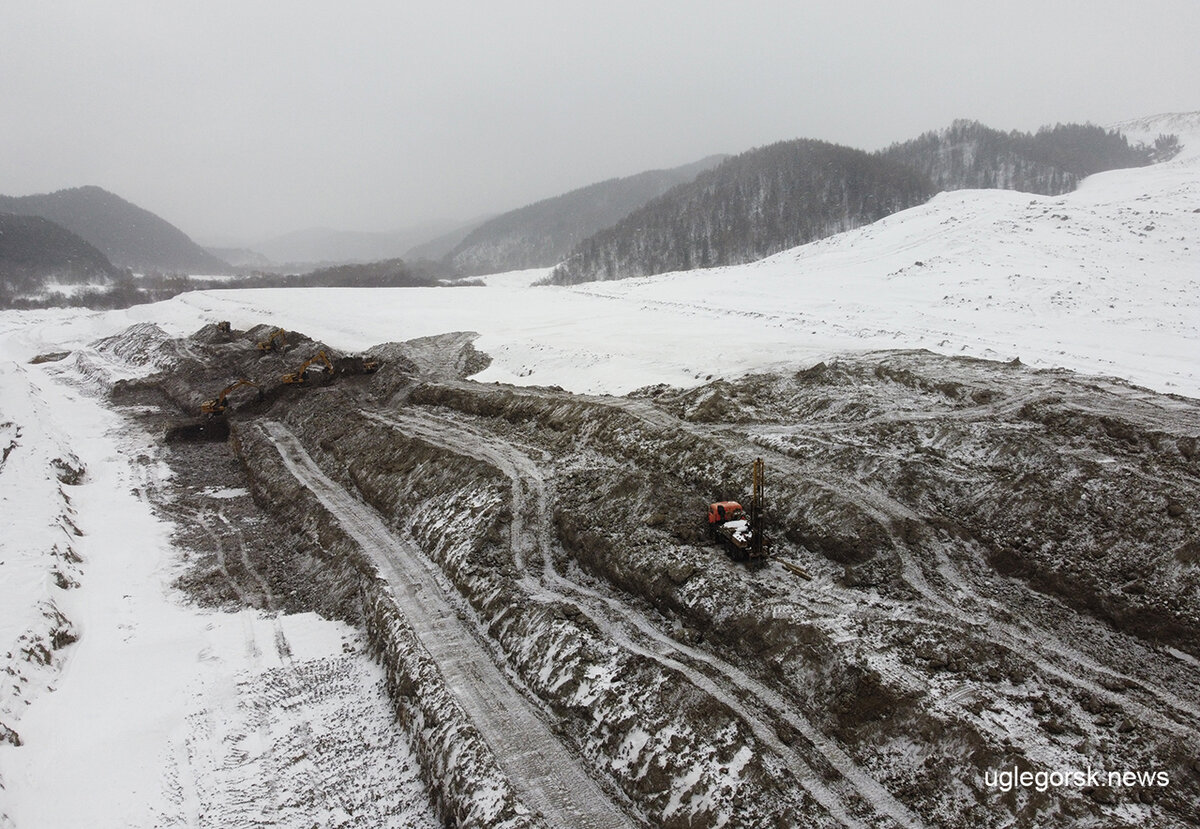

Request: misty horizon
left=3, top=1, right=1198, bottom=243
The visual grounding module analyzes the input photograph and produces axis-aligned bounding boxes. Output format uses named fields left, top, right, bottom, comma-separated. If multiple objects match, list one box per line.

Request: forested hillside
left=879, top=120, right=1163, bottom=195
left=0, top=186, right=230, bottom=273
left=550, top=121, right=1176, bottom=285
left=0, top=213, right=121, bottom=300
left=446, top=155, right=726, bottom=275
left=549, top=140, right=930, bottom=284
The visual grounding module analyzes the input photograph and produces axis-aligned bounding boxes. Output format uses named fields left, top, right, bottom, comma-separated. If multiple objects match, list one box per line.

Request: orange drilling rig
left=708, top=458, right=766, bottom=561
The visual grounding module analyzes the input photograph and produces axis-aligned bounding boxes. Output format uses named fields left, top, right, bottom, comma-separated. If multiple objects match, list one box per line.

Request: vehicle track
left=186, top=505, right=293, bottom=664
left=750, top=432, right=1200, bottom=740
left=259, top=420, right=635, bottom=829
left=417, top=381, right=1200, bottom=770
left=363, top=407, right=927, bottom=829
left=571, top=386, right=1200, bottom=741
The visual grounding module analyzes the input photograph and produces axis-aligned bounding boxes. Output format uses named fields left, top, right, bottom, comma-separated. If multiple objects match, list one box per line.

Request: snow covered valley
left=1, top=114, right=1198, bottom=827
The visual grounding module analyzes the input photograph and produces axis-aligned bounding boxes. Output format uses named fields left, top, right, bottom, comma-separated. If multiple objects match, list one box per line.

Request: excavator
left=200, top=378, right=261, bottom=416
left=708, top=458, right=766, bottom=561
left=281, top=350, right=334, bottom=385
left=256, top=328, right=287, bottom=352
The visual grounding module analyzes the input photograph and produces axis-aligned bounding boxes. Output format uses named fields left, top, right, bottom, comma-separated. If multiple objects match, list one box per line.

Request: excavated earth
left=88, top=321, right=1200, bottom=828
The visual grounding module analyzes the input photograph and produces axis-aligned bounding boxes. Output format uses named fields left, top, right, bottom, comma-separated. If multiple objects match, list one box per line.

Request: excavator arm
left=200, top=378, right=260, bottom=416
left=256, top=328, right=287, bottom=352
left=281, top=350, right=335, bottom=385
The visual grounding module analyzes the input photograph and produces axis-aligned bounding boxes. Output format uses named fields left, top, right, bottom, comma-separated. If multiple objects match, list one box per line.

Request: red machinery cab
left=708, top=501, right=745, bottom=524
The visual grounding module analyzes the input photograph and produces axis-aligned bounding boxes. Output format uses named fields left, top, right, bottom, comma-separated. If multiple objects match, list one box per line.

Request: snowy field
left=0, top=351, right=436, bottom=827
left=3, top=116, right=1198, bottom=399
left=0, top=113, right=1197, bottom=827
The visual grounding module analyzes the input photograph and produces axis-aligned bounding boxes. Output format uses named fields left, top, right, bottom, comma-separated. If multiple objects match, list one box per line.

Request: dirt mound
left=95, top=321, right=385, bottom=437
left=87, top=324, right=1200, bottom=828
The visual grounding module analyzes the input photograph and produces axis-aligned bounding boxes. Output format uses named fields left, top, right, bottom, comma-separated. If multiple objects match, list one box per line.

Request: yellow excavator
left=256, top=328, right=287, bottom=352
left=281, top=351, right=334, bottom=385
left=200, top=378, right=261, bottom=416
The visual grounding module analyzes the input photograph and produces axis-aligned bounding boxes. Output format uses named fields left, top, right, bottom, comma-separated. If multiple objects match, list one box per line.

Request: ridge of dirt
left=82, top=323, right=1200, bottom=827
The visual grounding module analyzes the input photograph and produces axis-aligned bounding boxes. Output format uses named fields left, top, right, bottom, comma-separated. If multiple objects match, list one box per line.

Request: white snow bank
left=0, top=340, right=437, bottom=828
left=0, top=361, right=85, bottom=734
left=1113, top=111, right=1200, bottom=163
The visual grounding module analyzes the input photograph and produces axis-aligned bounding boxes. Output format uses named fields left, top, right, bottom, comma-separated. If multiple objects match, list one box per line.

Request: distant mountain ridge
left=550, top=140, right=931, bottom=284
left=203, top=246, right=272, bottom=269
left=404, top=216, right=496, bottom=264
left=0, top=212, right=122, bottom=297
left=445, top=155, right=727, bottom=275
left=550, top=120, right=1170, bottom=285
left=0, top=186, right=229, bottom=274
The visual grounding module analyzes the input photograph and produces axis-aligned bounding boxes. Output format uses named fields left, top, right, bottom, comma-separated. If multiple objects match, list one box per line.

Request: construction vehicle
left=256, top=328, right=287, bottom=352
left=333, top=354, right=381, bottom=375
left=281, top=350, right=334, bottom=385
left=200, top=378, right=261, bottom=416
left=708, top=458, right=766, bottom=561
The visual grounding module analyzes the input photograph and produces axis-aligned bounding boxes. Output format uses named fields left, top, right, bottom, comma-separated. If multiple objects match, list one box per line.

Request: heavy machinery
left=281, top=350, right=334, bottom=385
left=708, top=458, right=766, bottom=561
left=333, top=353, right=381, bottom=375
left=256, top=328, right=287, bottom=352
left=200, top=378, right=261, bottom=416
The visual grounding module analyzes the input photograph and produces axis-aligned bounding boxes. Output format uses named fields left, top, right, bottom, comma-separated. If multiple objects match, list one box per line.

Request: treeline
left=232, top=258, right=442, bottom=288
left=1, top=272, right=171, bottom=311
left=879, top=120, right=1168, bottom=195
left=0, top=258, right=446, bottom=310
left=550, top=121, right=1179, bottom=285
left=550, top=140, right=932, bottom=284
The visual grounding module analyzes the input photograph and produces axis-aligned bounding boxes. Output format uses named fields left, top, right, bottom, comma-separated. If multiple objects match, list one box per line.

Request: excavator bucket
left=257, top=328, right=287, bottom=352
left=282, top=350, right=335, bottom=385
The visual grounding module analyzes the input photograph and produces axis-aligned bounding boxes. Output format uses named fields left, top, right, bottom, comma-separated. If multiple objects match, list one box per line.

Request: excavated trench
left=85, top=322, right=1200, bottom=828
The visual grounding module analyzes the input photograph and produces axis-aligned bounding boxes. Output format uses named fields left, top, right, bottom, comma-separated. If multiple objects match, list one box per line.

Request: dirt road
left=261, top=420, right=635, bottom=829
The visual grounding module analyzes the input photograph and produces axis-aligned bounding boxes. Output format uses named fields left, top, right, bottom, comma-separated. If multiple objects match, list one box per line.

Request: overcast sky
left=2, top=1, right=1197, bottom=244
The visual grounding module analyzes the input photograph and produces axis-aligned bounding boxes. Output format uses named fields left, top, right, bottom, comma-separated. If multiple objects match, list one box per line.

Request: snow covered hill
left=6, top=113, right=1193, bottom=400
left=0, top=112, right=1196, bottom=828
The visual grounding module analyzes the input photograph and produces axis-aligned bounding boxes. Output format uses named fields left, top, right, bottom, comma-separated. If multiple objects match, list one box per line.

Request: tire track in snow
left=211, top=510, right=294, bottom=663
left=429, top=381, right=1200, bottom=731
left=364, top=407, right=926, bottom=829
left=599, top=390, right=1200, bottom=739
left=760, top=452, right=1200, bottom=740
left=259, top=420, right=635, bottom=829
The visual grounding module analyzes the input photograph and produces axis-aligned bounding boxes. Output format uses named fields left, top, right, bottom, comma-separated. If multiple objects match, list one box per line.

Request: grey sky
left=2, top=1, right=1197, bottom=243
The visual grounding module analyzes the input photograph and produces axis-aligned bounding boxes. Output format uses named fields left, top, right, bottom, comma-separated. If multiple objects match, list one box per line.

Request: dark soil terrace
left=96, top=321, right=1200, bottom=828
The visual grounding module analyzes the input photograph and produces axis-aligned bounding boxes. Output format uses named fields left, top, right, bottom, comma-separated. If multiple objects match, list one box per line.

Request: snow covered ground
left=0, top=112, right=1196, bottom=826
left=3, top=115, right=1197, bottom=400
left=0, top=329, right=437, bottom=827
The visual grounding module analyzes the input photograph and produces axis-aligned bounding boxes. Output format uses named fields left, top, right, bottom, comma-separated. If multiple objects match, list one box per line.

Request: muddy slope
left=91, top=322, right=1200, bottom=828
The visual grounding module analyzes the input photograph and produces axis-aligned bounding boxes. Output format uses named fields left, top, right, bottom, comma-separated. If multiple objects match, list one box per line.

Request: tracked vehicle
left=708, top=458, right=766, bottom=561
